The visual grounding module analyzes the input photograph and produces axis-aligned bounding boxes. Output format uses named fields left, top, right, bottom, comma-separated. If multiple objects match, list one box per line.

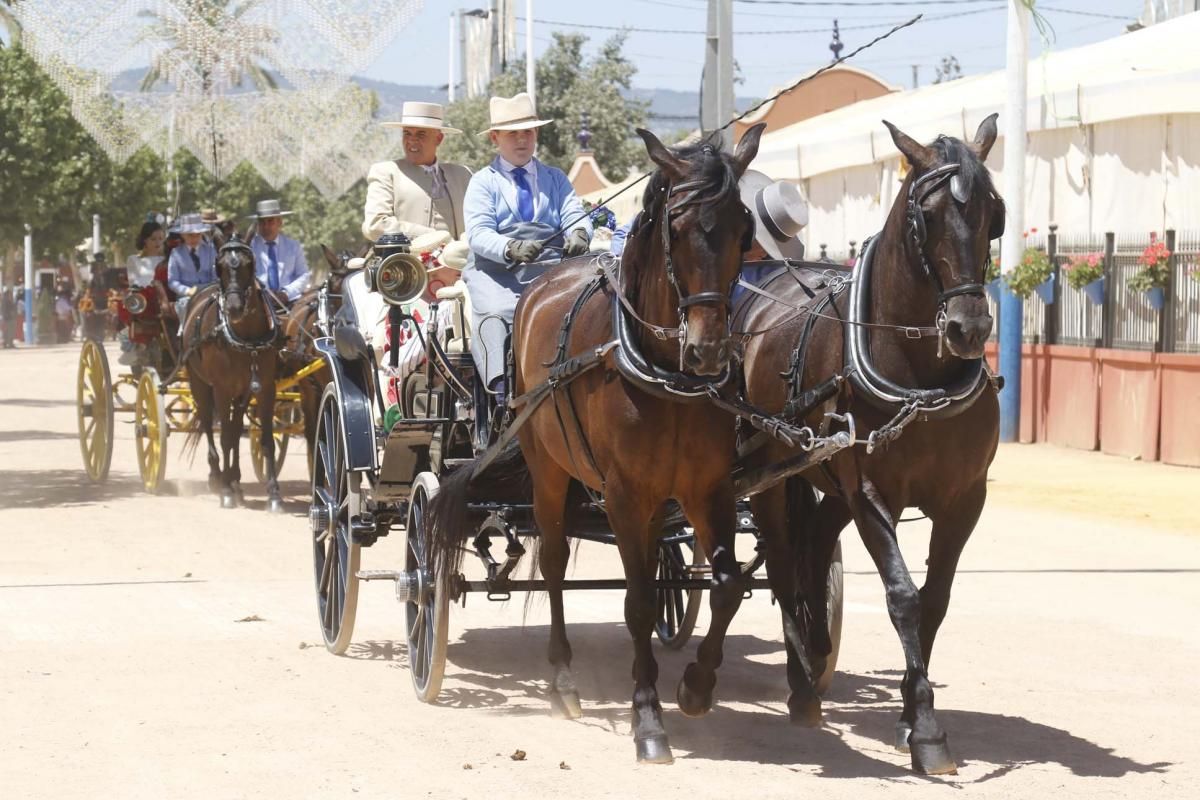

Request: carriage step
left=356, top=570, right=403, bottom=581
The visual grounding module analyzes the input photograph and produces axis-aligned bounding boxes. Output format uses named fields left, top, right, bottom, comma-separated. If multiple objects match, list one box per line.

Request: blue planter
left=1144, top=286, right=1165, bottom=311
left=1083, top=276, right=1105, bottom=305
left=986, top=278, right=1003, bottom=303
left=1034, top=272, right=1055, bottom=305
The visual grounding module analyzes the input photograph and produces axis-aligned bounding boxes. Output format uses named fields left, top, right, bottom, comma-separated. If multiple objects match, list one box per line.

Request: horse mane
left=625, top=134, right=742, bottom=303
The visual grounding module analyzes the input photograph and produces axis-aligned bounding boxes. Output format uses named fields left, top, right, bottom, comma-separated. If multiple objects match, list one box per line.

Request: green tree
left=441, top=31, right=648, bottom=178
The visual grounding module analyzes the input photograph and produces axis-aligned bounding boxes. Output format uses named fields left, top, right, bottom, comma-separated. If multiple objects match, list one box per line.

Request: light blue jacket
left=464, top=156, right=591, bottom=265
left=166, top=241, right=217, bottom=297
left=250, top=233, right=309, bottom=301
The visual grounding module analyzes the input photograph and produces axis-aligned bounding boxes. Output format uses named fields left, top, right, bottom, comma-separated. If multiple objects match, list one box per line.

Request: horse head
left=884, top=115, right=1004, bottom=360
left=632, top=123, right=764, bottom=376
left=216, top=235, right=258, bottom=318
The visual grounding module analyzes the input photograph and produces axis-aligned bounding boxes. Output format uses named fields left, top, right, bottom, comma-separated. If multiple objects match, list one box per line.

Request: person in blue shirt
left=247, top=199, right=309, bottom=305
left=461, top=92, right=592, bottom=401
left=166, top=212, right=218, bottom=321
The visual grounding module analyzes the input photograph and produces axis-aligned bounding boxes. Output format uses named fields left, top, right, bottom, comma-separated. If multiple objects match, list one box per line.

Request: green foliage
left=440, top=32, right=648, bottom=178
left=1063, top=252, right=1104, bottom=290
left=1004, top=246, right=1052, bottom=299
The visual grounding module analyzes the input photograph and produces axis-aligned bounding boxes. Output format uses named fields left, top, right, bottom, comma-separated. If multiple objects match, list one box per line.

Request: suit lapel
left=489, top=161, right=519, bottom=221
left=397, top=159, right=434, bottom=195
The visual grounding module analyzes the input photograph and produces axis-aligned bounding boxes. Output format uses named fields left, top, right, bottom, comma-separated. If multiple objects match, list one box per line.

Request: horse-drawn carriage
left=73, top=236, right=329, bottom=496
left=305, top=116, right=1008, bottom=774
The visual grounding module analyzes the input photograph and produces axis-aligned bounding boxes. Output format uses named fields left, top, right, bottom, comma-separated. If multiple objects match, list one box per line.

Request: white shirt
left=496, top=155, right=540, bottom=218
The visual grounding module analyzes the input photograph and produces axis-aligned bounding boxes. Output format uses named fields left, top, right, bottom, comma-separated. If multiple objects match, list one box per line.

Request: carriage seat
left=434, top=281, right=472, bottom=354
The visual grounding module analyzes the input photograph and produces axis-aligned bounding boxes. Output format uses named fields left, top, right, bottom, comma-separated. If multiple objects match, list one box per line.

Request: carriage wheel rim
left=311, top=395, right=359, bottom=650
left=405, top=490, right=432, bottom=689
left=134, top=371, right=166, bottom=492
left=77, top=341, right=111, bottom=481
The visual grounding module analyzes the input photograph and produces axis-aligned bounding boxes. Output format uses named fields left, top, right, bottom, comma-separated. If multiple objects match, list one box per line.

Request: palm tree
left=136, top=0, right=279, bottom=94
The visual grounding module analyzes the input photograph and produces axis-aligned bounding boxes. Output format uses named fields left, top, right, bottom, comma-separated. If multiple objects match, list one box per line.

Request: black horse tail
left=427, top=438, right=531, bottom=584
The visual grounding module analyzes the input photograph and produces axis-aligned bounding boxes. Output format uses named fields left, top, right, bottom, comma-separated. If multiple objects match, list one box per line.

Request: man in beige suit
left=362, top=101, right=472, bottom=242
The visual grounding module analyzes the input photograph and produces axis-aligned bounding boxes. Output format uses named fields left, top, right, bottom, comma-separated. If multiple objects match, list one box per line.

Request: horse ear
left=731, top=123, right=765, bottom=178
left=972, top=112, right=999, bottom=162
left=636, top=127, right=686, bottom=181
left=883, top=119, right=935, bottom=171
left=321, top=244, right=339, bottom=270
left=212, top=227, right=227, bottom=249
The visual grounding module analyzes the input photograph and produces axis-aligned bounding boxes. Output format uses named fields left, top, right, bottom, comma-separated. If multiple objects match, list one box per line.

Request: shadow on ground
left=0, top=468, right=145, bottom=509
left=353, top=622, right=1170, bottom=780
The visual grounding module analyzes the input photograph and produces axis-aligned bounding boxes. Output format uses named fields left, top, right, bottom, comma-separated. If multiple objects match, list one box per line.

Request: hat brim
left=477, top=118, right=553, bottom=135
left=380, top=121, right=462, bottom=134
left=244, top=211, right=295, bottom=219
left=178, top=224, right=211, bottom=234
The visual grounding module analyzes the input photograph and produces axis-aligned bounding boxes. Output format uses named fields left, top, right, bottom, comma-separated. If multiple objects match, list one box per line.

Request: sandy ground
left=1, top=342, right=1197, bottom=799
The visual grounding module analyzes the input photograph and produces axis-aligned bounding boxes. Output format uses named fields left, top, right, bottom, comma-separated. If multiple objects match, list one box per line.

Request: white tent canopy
left=753, top=14, right=1200, bottom=251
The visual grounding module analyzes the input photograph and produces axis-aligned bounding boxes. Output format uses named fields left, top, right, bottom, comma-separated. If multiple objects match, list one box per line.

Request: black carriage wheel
left=311, top=386, right=361, bottom=654
left=815, top=540, right=844, bottom=696
left=655, top=539, right=703, bottom=649
left=406, top=472, right=449, bottom=703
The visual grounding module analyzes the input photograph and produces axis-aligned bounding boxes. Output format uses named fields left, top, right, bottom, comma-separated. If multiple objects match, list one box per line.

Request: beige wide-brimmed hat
left=410, top=230, right=452, bottom=258
left=739, top=170, right=808, bottom=261
left=246, top=199, right=294, bottom=220
left=200, top=208, right=227, bottom=225
left=478, top=92, right=552, bottom=135
left=439, top=240, right=470, bottom=270
left=381, top=101, right=461, bottom=134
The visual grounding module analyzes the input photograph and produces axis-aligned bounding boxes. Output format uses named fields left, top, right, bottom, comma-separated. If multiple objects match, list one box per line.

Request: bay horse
left=182, top=231, right=285, bottom=512
left=429, top=125, right=765, bottom=763
left=735, top=115, right=1004, bottom=774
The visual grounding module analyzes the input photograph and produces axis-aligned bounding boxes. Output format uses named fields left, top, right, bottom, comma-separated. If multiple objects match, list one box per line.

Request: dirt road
left=1, top=343, right=1196, bottom=799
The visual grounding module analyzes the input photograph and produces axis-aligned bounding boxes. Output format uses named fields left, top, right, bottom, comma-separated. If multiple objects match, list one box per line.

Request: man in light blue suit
left=462, top=91, right=591, bottom=400
left=166, top=212, right=218, bottom=320
left=247, top=199, right=309, bottom=305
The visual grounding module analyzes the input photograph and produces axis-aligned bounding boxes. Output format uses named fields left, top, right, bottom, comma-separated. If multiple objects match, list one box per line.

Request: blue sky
left=363, top=0, right=1149, bottom=97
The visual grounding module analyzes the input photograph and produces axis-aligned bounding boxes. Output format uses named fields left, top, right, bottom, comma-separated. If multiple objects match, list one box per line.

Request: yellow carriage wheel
left=249, top=400, right=296, bottom=483
left=76, top=339, right=114, bottom=482
left=134, top=369, right=169, bottom=493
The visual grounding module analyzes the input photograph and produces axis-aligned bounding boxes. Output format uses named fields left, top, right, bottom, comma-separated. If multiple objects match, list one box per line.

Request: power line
left=731, top=0, right=1001, bottom=5
left=1038, top=6, right=1134, bottom=21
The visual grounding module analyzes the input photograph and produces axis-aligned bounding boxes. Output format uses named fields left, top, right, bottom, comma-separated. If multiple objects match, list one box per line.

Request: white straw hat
left=381, top=101, right=461, bottom=134
left=739, top=170, right=808, bottom=261
left=478, top=92, right=553, bottom=135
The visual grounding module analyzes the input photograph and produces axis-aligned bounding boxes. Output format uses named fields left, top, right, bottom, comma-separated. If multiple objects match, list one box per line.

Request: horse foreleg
left=191, top=379, right=221, bottom=493
left=676, top=480, right=742, bottom=719
left=751, top=480, right=823, bottom=726
left=848, top=475, right=956, bottom=775
left=918, top=479, right=985, bottom=667
left=228, top=397, right=250, bottom=506
left=607, top=482, right=673, bottom=764
left=528, top=455, right=579, bottom=718
left=258, top=389, right=283, bottom=513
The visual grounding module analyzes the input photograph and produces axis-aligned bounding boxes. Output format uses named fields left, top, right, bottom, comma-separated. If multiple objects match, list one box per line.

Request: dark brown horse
left=429, top=126, right=765, bottom=763
left=182, top=232, right=285, bottom=512
left=736, top=116, right=1004, bottom=774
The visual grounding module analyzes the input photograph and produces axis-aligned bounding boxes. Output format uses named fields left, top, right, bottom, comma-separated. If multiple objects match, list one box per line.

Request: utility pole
left=701, top=0, right=734, bottom=151
left=448, top=11, right=456, bottom=102
left=999, top=0, right=1029, bottom=442
left=911, top=64, right=919, bottom=89
left=525, top=0, right=535, bottom=103
left=92, top=214, right=101, bottom=258
left=490, top=0, right=501, bottom=78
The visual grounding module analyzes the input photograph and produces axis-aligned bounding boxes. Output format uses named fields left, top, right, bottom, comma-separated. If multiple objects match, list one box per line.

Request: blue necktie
left=190, top=248, right=201, bottom=274
left=266, top=241, right=280, bottom=292
left=512, top=166, right=534, bottom=222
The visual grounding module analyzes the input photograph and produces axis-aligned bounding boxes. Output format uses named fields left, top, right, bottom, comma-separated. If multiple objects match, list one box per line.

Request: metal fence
left=856, top=227, right=1200, bottom=354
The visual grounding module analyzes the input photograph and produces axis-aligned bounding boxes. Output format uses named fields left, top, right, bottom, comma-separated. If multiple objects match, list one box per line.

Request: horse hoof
left=635, top=735, right=674, bottom=764
left=208, top=475, right=222, bottom=493
left=220, top=492, right=238, bottom=509
left=910, top=733, right=957, bottom=776
left=787, top=692, right=823, bottom=728
left=676, top=676, right=713, bottom=719
left=894, top=722, right=913, bottom=753
left=549, top=689, right=582, bottom=720
left=267, top=497, right=285, bottom=514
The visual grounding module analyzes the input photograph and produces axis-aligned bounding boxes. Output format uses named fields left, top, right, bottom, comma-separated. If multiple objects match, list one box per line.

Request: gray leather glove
left=505, top=238, right=545, bottom=265
left=563, top=228, right=590, bottom=257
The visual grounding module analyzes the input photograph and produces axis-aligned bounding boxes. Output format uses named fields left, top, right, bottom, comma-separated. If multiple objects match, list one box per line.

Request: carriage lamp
left=368, top=233, right=426, bottom=306
left=123, top=290, right=148, bottom=316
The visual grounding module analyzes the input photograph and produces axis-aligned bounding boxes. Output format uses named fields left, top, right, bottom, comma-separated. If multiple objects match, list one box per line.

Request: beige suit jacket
left=361, top=158, right=472, bottom=242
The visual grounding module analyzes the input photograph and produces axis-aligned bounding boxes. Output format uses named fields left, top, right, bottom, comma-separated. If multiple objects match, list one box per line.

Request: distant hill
left=109, top=68, right=758, bottom=135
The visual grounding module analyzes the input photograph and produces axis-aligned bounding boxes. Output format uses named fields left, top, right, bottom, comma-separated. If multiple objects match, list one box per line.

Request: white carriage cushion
left=436, top=280, right=473, bottom=354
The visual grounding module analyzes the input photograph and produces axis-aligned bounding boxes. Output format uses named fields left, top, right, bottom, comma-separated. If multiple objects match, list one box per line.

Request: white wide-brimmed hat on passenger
left=410, top=230, right=452, bottom=257
left=246, top=199, right=294, bottom=219
left=381, top=101, right=461, bottom=134
left=478, top=92, right=553, bottom=135
left=439, top=240, right=470, bottom=270
left=739, top=169, right=808, bottom=261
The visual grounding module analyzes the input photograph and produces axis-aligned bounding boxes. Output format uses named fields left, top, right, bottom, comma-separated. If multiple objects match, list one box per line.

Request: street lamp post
left=23, top=224, right=34, bottom=345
